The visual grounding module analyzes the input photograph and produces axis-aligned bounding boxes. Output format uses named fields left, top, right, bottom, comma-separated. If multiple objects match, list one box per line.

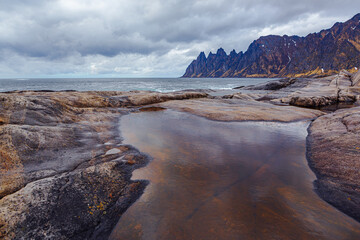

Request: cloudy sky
left=0, top=0, right=358, bottom=78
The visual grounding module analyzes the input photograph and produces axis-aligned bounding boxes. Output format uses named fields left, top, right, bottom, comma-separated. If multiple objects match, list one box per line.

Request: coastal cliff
left=183, top=13, right=360, bottom=78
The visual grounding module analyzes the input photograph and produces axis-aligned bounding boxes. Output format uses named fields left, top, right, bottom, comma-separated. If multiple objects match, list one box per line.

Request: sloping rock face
left=0, top=90, right=207, bottom=239
left=0, top=146, right=149, bottom=240
left=223, top=70, right=359, bottom=109
left=276, top=72, right=358, bottom=108
left=183, top=13, right=360, bottom=78
left=352, top=69, right=360, bottom=86
left=242, top=78, right=297, bottom=91
left=307, top=107, right=360, bottom=222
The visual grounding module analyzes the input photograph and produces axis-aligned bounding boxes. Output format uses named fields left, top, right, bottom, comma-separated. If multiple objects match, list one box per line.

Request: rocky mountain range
left=183, top=13, right=360, bottom=78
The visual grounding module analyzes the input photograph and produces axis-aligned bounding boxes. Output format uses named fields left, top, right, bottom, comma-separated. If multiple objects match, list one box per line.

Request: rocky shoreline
left=307, top=107, right=360, bottom=222
left=0, top=72, right=360, bottom=239
left=0, top=91, right=206, bottom=239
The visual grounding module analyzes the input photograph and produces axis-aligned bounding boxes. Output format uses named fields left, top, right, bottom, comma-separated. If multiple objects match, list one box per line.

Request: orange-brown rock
left=1, top=78, right=360, bottom=239
left=0, top=90, right=207, bottom=239
left=307, top=107, right=360, bottom=222
left=158, top=98, right=324, bottom=122
left=352, top=69, right=360, bottom=86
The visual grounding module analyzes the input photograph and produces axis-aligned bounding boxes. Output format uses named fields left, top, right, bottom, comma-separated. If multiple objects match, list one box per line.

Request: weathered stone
left=0, top=90, right=208, bottom=239
left=289, top=95, right=339, bottom=108
left=242, top=78, right=297, bottom=90
left=222, top=93, right=260, bottom=101
left=1, top=77, right=360, bottom=239
left=0, top=146, right=149, bottom=240
left=232, top=86, right=244, bottom=89
left=158, top=98, right=324, bottom=122
left=329, top=70, right=352, bottom=87
left=352, top=69, right=360, bottom=86
left=307, top=107, right=360, bottom=222
left=286, top=75, right=357, bottom=108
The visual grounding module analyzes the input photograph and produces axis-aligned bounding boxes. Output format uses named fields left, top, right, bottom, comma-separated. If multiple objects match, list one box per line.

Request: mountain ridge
left=183, top=13, right=360, bottom=78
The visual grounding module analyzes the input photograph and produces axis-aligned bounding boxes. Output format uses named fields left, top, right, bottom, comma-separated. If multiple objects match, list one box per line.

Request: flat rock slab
left=0, top=90, right=208, bottom=239
left=158, top=98, right=325, bottom=122
left=307, top=106, right=360, bottom=222
left=0, top=85, right=359, bottom=238
left=236, top=75, right=359, bottom=108
left=286, top=74, right=358, bottom=107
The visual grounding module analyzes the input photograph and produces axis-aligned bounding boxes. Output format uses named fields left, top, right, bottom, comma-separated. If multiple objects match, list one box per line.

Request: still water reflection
left=110, top=110, right=360, bottom=240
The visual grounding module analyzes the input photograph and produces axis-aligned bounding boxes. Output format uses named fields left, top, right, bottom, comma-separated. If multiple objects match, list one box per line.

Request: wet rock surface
left=242, top=78, right=297, bottom=91
left=158, top=73, right=360, bottom=225
left=307, top=107, right=360, bottom=222
left=0, top=90, right=207, bottom=239
left=0, top=146, right=149, bottom=240
left=287, top=72, right=358, bottom=108
left=158, top=98, right=324, bottom=122
left=1, top=74, right=360, bottom=238
left=226, top=73, right=359, bottom=109
left=227, top=71, right=360, bottom=223
left=110, top=108, right=360, bottom=239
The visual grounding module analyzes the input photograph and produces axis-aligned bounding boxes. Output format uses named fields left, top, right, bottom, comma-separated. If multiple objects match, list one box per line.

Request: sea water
left=0, top=77, right=272, bottom=92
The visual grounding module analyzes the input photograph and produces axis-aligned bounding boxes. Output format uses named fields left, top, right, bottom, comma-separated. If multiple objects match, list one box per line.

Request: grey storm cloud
left=0, top=0, right=358, bottom=77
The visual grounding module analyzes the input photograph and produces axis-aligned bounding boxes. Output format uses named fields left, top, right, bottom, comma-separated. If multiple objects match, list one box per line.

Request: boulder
left=307, top=107, right=360, bottom=222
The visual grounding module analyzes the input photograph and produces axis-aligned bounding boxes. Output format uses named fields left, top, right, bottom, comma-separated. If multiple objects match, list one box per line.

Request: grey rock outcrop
left=352, top=69, right=360, bottom=86
left=0, top=90, right=208, bottom=239
left=307, top=107, right=360, bottom=222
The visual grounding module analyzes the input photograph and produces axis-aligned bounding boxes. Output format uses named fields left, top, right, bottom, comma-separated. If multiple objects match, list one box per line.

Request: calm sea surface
left=0, top=78, right=271, bottom=92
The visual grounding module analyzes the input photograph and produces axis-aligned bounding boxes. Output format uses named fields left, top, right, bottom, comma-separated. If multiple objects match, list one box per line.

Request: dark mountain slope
left=183, top=13, right=360, bottom=78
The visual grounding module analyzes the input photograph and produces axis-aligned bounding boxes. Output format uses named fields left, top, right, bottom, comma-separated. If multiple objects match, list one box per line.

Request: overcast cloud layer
left=0, top=0, right=358, bottom=77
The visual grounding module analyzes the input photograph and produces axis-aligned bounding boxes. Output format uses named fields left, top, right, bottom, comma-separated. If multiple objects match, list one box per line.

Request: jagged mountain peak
left=183, top=13, right=360, bottom=78
left=216, top=48, right=226, bottom=56
left=229, top=49, right=237, bottom=57
left=197, top=52, right=206, bottom=61
left=351, top=13, right=360, bottom=21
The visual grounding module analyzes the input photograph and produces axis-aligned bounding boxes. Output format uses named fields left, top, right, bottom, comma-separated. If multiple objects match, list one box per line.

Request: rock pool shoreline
left=1, top=71, right=360, bottom=239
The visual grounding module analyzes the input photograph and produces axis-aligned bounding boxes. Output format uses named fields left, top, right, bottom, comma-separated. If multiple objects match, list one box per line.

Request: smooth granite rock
left=352, top=69, right=360, bottom=86
left=307, top=107, right=360, bottom=222
left=158, top=98, right=324, bottom=122
left=287, top=72, right=360, bottom=108
left=242, top=78, right=297, bottom=91
left=1, top=76, right=360, bottom=239
left=0, top=90, right=207, bottom=239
